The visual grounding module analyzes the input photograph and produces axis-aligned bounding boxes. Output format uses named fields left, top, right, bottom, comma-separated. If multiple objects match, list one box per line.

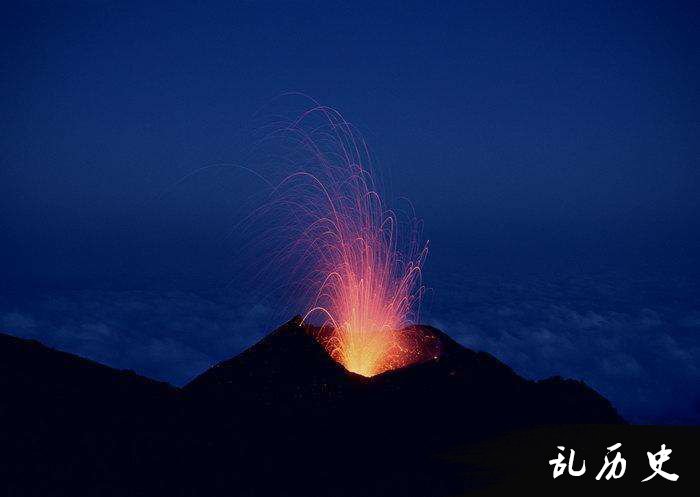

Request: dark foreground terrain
left=1, top=318, right=696, bottom=496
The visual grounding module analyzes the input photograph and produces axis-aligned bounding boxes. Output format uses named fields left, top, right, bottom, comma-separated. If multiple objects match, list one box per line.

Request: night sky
left=1, top=1, right=698, bottom=424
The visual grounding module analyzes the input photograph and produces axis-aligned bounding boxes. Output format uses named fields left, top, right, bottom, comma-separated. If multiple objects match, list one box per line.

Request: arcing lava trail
left=252, top=105, right=435, bottom=376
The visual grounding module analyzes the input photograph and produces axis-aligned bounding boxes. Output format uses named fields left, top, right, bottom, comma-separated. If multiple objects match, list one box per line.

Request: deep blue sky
left=1, top=1, right=698, bottom=424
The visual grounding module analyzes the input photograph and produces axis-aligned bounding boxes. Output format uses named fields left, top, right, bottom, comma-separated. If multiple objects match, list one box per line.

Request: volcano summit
left=185, top=317, right=623, bottom=438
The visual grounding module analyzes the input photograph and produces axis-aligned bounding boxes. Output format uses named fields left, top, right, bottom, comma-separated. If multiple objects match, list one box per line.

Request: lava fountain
left=248, top=103, right=438, bottom=377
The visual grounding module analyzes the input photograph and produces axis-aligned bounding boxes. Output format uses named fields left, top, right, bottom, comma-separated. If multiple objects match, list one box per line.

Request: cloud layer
left=426, top=269, right=700, bottom=424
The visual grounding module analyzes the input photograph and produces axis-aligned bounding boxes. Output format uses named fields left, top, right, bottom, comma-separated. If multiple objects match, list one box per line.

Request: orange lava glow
left=315, top=324, right=440, bottom=377
left=253, top=102, right=436, bottom=376
left=298, top=159, right=431, bottom=376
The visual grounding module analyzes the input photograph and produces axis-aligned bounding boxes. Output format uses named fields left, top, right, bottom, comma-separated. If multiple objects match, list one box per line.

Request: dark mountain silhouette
left=184, top=318, right=622, bottom=449
left=1, top=320, right=696, bottom=496
left=0, top=332, right=183, bottom=497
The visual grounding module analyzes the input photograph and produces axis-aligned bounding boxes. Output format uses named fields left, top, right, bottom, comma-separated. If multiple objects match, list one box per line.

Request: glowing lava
left=253, top=103, right=437, bottom=377
left=297, top=157, right=431, bottom=376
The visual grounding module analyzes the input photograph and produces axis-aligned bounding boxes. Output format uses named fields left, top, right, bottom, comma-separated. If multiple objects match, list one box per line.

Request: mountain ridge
left=183, top=317, right=624, bottom=431
left=0, top=320, right=631, bottom=496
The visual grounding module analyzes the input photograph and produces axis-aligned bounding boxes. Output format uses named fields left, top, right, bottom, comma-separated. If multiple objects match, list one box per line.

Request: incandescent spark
left=249, top=103, right=436, bottom=376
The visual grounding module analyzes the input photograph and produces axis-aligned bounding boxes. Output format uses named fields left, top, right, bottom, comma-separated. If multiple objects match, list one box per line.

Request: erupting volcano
left=251, top=104, right=436, bottom=377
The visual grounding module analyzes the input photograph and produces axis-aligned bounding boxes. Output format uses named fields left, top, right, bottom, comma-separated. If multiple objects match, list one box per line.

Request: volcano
left=184, top=317, right=623, bottom=439
left=2, top=320, right=696, bottom=497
